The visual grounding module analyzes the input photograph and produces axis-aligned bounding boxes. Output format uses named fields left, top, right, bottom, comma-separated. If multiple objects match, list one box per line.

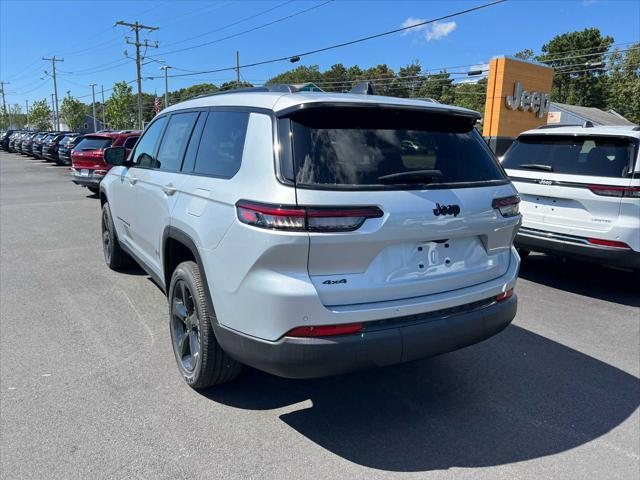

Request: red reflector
left=496, top=288, right=514, bottom=302
left=286, top=323, right=364, bottom=337
left=587, top=238, right=630, bottom=249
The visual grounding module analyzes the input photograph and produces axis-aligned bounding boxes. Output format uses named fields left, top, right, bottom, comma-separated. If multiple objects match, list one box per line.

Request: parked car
left=501, top=124, right=640, bottom=271
left=56, top=133, right=83, bottom=166
left=42, top=131, right=69, bottom=162
left=100, top=86, right=521, bottom=389
left=15, top=131, right=33, bottom=155
left=31, top=132, right=51, bottom=159
left=1, top=129, right=17, bottom=151
left=7, top=131, right=20, bottom=152
left=22, top=132, right=39, bottom=156
left=71, top=130, right=140, bottom=193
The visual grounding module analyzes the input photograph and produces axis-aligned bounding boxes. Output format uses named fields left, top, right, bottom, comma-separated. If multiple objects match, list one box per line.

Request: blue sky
left=1, top=0, right=638, bottom=108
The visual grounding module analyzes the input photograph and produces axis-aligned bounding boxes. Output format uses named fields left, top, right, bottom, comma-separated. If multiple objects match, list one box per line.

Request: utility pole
left=50, top=94, right=56, bottom=129
left=115, top=20, right=158, bottom=129
left=0, top=81, right=10, bottom=128
left=25, top=100, right=29, bottom=127
left=160, top=65, right=171, bottom=108
left=42, top=56, right=63, bottom=130
left=90, top=84, right=97, bottom=132
left=236, top=51, right=240, bottom=87
left=101, top=84, right=106, bottom=128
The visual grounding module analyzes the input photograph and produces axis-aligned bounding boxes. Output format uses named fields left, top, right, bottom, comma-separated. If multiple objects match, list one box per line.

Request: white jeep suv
left=100, top=86, right=521, bottom=388
left=501, top=124, right=640, bottom=271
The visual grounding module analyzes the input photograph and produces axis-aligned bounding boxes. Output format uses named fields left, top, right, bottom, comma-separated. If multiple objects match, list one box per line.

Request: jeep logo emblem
left=433, top=203, right=461, bottom=217
left=506, top=81, right=551, bottom=119
left=538, top=179, right=553, bottom=185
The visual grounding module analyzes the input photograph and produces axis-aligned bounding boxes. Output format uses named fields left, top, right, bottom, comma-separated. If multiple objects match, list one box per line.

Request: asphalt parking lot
left=0, top=150, right=638, bottom=480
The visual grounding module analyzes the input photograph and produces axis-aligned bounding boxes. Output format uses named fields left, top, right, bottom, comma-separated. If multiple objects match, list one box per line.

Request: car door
left=112, top=117, right=167, bottom=259
left=129, top=111, right=200, bottom=276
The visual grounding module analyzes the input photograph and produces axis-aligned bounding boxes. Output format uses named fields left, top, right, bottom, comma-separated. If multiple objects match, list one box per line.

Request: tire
left=517, top=248, right=531, bottom=260
left=169, top=261, right=242, bottom=389
left=101, top=202, right=132, bottom=270
left=88, top=186, right=99, bottom=194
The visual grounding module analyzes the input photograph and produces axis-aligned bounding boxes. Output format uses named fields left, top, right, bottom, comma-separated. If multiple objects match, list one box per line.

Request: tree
left=538, top=28, right=613, bottom=107
left=514, top=49, right=535, bottom=61
left=29, top=99, right=52, bottom=130
left=105, top=81, right=135, bottom=129
left=453, top=77, right=488, bottom=113
left=606, top=43, right=640, bottom=124
left=219, top=81, right=253, bottom=91
left=417, top=72, right=454, bottom=103
left=389, top=62, right=422, bottom=98
left=60, top=96, right=86, bottom=130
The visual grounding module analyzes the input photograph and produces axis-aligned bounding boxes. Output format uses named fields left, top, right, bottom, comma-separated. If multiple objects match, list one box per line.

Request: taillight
left=588, top=185, right=640, bottom=198
left=492, top=195, right=520, bottom=217
left=94, top=170, right=107, bottom=176
left=236, top=200, right=383, bottom=232
left=286, top=323, right=364, bottom=337
left=587, top=238, right=630, bottom=249
left=496, top=288, right=514, bottom=302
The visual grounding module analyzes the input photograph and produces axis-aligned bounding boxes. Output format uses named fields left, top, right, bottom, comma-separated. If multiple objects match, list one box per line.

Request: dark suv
left=71, top=130, right=141, bottom=193
left=56, top=133, right=83, bottom=166
left=42, top=132, right=69, bottom=162
left=1, top=130, right=17, bottom=151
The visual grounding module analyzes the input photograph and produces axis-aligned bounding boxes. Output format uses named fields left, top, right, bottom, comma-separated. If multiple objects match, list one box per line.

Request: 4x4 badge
left=433, top=203, right=461, bottom=217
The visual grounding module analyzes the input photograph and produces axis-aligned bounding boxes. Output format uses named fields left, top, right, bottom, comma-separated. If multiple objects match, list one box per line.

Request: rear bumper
left=71, top=171, right=103, bottom=187
left=214, top=295, right=516, bottom=379
left=516, top=228, right=640, bottom=269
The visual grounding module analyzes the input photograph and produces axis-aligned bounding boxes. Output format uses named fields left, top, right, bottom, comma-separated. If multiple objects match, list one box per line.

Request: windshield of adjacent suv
left=288, top=107, right=506, bottom=189
left=76, top=136, right=113, bottom=151
left=502, top=135, right=638, bottom=178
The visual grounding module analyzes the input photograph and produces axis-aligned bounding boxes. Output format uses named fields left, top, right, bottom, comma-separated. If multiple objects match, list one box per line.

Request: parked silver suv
left=100, top=85, right=521, bottom=388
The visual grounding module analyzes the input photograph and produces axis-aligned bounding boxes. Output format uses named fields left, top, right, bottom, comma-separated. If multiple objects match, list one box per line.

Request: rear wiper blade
left=378, top=169, right=443, bottom=185
left=519, top=163, right=554, bottom=172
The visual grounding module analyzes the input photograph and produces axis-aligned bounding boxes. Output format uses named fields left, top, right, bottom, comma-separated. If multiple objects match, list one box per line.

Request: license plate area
left=79, top=169, right=89, bottom=177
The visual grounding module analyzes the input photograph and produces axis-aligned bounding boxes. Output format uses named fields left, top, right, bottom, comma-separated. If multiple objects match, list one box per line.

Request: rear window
left=288, top=107, right=505, bottom=189
left=502, top=135, right=638, bottom=178
left=76, top=136, right=113, bottom=151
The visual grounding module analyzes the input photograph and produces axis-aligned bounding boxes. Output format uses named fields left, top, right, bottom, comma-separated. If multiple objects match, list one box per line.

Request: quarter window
left=123, top=136, right=139, bottom=149
left=156, top=112, right=199, bottom=171
left=193, top=111, right=249, bottom=178
left=132, top=116, right=167, bottom=168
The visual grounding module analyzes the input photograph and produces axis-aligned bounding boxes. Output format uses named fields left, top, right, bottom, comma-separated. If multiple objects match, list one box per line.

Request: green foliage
left=538, top=28, right=614, bottom=107
left=29, top=99, right=52, bottom=130
left=105, top=81, right=135, bottom=129
left=605, top=43, right=640, bottom=124
left=453, top=77, right=488, bottom=113
left=60, top=96, right=86, bottom=130
left=514, top=49, right=535, bottom=61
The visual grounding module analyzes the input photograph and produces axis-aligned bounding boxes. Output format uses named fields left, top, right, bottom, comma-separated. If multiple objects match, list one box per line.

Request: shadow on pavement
left=519, top=254, right=639, bottom=307
left=202, top=325, right=639, bottom=472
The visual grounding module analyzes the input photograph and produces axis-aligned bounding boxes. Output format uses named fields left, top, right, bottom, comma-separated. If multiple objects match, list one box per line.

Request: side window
left=123, top=136, right=139, bottom=149
left=193, top=111, right=249, bottom=178
left=156, top=112, right=199, bottom=171
left=132, top=116, right=167, bottom=168
left=181, top=112, right=207, bottom=173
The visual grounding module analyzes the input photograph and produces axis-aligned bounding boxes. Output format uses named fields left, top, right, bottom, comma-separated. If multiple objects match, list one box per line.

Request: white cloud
left=400, top=18, right=457, bottom=42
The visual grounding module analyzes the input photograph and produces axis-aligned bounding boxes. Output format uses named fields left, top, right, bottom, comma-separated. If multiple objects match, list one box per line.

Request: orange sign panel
left=483, top=57, right=555, bottom=138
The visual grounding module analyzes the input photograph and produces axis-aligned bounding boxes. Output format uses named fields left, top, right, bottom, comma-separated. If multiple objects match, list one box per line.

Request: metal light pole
left=42, top=56, right=63, bottom=130
left=160, top=65, right=171, bottom=108
left=50, top=94, right=56, bottom=129
left=101, top=84, right=106, bottom=128
left=90, top=84, right=97, bottom=132
left=25, top=100, right=29, bottom=127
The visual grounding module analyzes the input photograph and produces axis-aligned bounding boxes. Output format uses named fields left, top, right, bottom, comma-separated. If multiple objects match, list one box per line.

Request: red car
left=71, top=130, right=141, bottom=193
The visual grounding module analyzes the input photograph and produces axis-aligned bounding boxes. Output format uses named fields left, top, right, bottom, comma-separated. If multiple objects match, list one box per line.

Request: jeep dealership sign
left=505, top=81, right=551, bottom=119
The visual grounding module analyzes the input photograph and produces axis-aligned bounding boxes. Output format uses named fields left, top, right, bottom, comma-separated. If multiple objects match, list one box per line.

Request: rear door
left=286, top=106, right=520, bottom=307
left=502, top=134, right=637, bottom=233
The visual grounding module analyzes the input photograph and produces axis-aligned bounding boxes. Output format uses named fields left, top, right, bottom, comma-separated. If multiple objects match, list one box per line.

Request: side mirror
left=104, top=146, right=127, bottom=166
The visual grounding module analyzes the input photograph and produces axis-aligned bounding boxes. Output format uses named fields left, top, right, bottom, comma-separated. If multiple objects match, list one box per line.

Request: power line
left=151, top=0, right=334, bottom=57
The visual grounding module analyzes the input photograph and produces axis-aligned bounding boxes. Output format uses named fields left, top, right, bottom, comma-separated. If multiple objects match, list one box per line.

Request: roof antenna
left=350, top=81, right=376, bottom=95
left=583, top=120, right=594, bottom=128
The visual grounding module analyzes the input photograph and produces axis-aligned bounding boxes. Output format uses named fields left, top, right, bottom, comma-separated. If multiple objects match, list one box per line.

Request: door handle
left=129, top=175, right=138, bottom=185
left=163, top=184, right=177, bottom=196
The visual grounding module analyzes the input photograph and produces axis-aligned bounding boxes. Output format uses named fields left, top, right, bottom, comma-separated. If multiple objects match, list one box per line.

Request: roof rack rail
left=632, top=125, right=640, bottom=131
left=537, top=124, right=583, bottom=129
left=191, top=84, right=303, bottom=100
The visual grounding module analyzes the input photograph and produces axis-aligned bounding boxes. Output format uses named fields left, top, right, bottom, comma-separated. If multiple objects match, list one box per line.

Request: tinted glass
left=75, top=136, right=113, bottom=151
left=132, top=116, right=167, bottom=168
left=502, top=135, right=638, bottom=178
left=181, top=112, right=206, bottom=173
left=193, top=111, right=249, bottom=178
left=123, top=136, right=139, bottom=149
left=156, top=113, right=199, bottom=171
left=289, top=107, right=504, bottom=188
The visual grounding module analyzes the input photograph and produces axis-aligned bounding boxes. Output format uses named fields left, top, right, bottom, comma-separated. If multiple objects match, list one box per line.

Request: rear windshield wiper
left=519, top=163, right=554, bottom=172
left=378, top=169, right=443, bottom=185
